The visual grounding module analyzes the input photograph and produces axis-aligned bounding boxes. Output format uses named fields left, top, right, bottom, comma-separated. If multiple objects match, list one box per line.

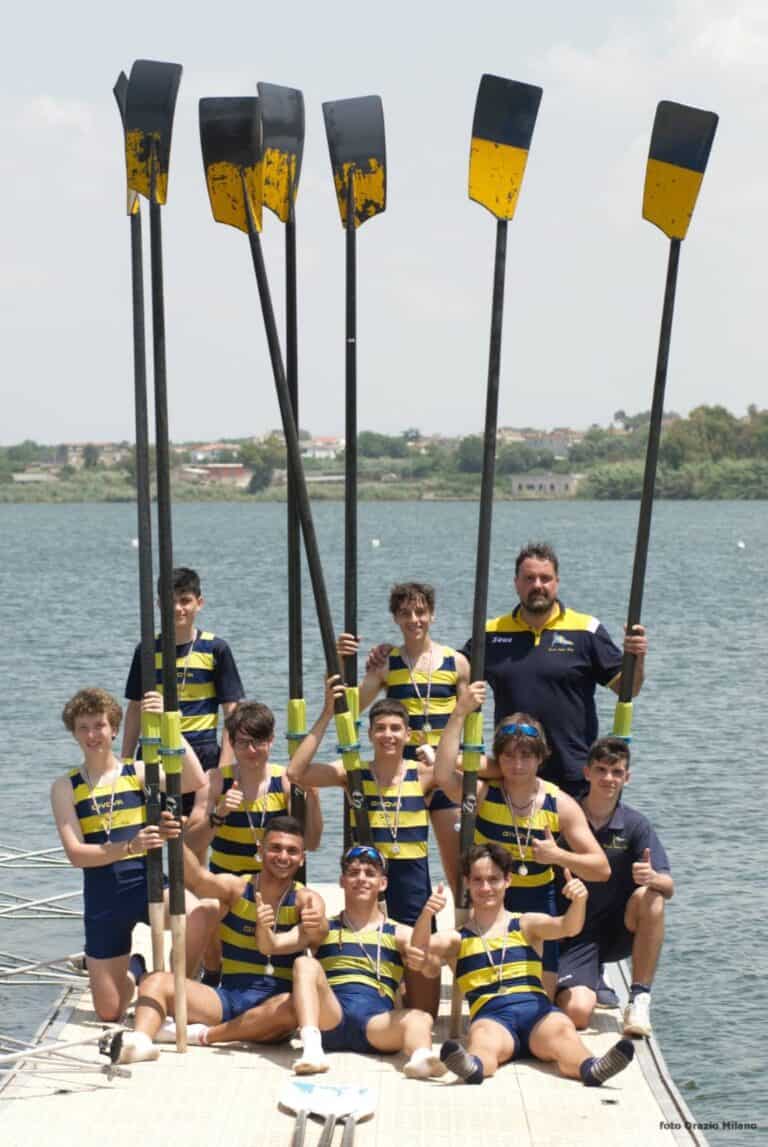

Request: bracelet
left=209, top=811, right=226, bottom=828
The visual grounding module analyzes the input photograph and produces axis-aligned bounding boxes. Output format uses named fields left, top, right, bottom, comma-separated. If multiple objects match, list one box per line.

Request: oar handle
left=344, top=174, right=358, bottom=687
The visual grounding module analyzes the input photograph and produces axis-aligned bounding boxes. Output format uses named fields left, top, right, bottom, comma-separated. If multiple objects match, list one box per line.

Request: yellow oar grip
left=161, top=711, right=183, bottom=775
left=286, top=698, right=307, bottom=757
left=462, top=711, right=484, bottom=772
left=612, top=702, right=633, bottom=741
left=141, top=709, right=162, bottom=765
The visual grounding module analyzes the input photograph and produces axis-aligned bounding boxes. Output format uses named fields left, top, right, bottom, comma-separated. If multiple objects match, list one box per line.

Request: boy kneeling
left=409, top=843, right=634, bottom=1087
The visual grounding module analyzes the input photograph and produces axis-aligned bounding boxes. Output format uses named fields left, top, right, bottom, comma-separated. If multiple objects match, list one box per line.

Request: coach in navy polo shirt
left=461, top=542, right=647, bottom=795
left=554, top=737, right=673, bottom=1040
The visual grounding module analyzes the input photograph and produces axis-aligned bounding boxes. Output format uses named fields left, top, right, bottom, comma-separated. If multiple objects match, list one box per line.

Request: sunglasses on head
left=342, top=844, right=386, bottom=869
left=499, top=723, right=540, bottom=738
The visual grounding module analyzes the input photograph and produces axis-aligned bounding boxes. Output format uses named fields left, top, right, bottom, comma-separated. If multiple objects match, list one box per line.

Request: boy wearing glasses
left=554, top=737, right=674, bottom=1038
left=291, top=844, right=445, bottom=1079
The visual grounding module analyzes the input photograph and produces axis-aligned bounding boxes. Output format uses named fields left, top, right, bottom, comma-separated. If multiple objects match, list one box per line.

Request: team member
left=408, top=843, right=634, bottom=1088
left=186, top=700, right=323, bottom=985
left=122, top=567, right=245, bottom=808
left=291, top=844, right=444, bottom=1080
left=337, top=581, right=469, bottom=882
left=434, top=681, right=609, bottom=996
left=50, top=688, right=217, bottom=1022
left=287, top=678, right=442, bottom=1014
left=555, top=737, right=674, bottom=1038
left=112, top=816, right=327, bottom=1063
left=460, top=542, right=648, bottom=795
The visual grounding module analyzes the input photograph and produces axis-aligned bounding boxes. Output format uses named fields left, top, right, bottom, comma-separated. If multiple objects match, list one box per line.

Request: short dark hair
left=368, top=698, right=409, bottom=727
left=156, top=567, right=202, bottom=597
left=514, top=542, right=559, bottom=576
left=262, top=814, right=304, bottom=841
left=587, top=736, right=631, bottom=769
left=388, top=582, right=435, bottom=616
left=462, top=842, right=513, bottom=878
left=492, top=712, right=549, bottom=763
left=225, top=701, right=275, bottom=743
left=62, top=688, right=122, bottom=733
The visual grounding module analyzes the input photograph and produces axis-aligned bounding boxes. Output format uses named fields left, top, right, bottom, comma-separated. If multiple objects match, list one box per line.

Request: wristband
left=209, top=811, right=226, bottom=828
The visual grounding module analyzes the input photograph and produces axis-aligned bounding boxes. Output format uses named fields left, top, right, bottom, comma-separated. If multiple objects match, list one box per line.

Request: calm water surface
left=1, top=500, right=765, bottom=1144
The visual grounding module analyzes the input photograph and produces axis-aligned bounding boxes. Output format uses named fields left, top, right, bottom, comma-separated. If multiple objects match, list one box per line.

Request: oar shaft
left=344, top=179, right=358, bottom=687
left=617, top=237, right=681, bottom=704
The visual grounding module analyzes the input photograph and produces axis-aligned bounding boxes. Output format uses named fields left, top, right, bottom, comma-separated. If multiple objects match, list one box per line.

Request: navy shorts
left=428, top=787, right=459, bottom=813
left=215, top=977, right=286, bottom=1022
left=504, top=884, right=559, bottom=974
left=556, top=917, right=633, bottom=995
left=323, top=985, right=391, bottom=1054
left=473, top=992, right=558, bottom=1058
left=84, top=877, right=149, bottom=960
left=385, top=857, right=431, bottom=927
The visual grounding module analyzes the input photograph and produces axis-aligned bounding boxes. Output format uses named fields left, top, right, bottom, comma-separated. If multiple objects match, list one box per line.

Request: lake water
left=1, top=499, right=765, bottom=1144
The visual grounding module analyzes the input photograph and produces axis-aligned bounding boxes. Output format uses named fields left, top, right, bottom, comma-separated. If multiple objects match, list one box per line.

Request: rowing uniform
left=475, top=781, right=561, bottom=972
left=386, top=644, right=460, bottom=814
left=209, top=764, right=289, bottom=875
left=350, top=763, right=431, bottom=925
left=316, top=915, right=404, bottom=1053
left=217, top=879, right=302, bottom=1021
left=70, top=762, right=148, bottom=960
left=456, top=915, right=557, bottom=1056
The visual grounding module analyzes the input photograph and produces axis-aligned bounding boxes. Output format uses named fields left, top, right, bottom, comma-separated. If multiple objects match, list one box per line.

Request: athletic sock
left=440, top=1039, right=484, bottom=1084
left=299, top=1025, right=323, bottom=1059
left=580, top=1038, right=635, bottom=1086
left=629, top=983, right=651, bottom=1002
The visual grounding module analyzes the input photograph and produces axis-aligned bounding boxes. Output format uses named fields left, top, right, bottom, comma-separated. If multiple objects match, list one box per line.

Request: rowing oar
left=113, top=71, right=164, bottom=974
left=123, top=58, right=187, bottom=1051
left=199, top=97, right=373, bottom=845
left=451, top=74, right=542, bottom=1037
left=322, top=95, right=385, bottom=845
left=612, top=101, right=718, bottom=741
left=258, top=82, right=308, bottom=876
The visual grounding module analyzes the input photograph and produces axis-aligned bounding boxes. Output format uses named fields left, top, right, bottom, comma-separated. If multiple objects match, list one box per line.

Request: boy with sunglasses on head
left=290, top=844, right=444, bottom=1080
left=434, top=681, right=609, bottom=998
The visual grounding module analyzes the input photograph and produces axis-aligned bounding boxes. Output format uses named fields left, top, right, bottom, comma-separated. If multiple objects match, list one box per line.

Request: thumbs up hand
left=632, top=847, right=655, bottom=887
left=532, top=825, right=559, bottom=865
left=254, top=891, right=276, bottom=931
left=220, top=780, right=244, bottom=815
left=562, top=867, right=587, bottom=902
left=425, top=881, right=448, bottom=917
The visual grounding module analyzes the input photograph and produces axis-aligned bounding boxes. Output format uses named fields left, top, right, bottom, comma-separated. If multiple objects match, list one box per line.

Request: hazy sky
left=1, top=1, right=763, bottom=445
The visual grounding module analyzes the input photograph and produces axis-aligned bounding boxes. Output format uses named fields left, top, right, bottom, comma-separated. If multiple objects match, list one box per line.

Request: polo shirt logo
left=549, top=634, right=575, bottom=652
left=606, top=833, right=628, bottom=851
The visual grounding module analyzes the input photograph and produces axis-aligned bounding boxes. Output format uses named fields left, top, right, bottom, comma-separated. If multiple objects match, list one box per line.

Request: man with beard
left=460, top=542, right=648, bottom=798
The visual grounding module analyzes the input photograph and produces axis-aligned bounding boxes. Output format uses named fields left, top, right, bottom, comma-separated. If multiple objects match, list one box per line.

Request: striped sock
left=440, top=1040, right=484, bottom=1084
left=580, top=1039, right=635, bottom=1087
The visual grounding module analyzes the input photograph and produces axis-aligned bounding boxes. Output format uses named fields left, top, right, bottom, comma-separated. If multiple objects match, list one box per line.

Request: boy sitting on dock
left=554, top=737, right=674, bottom=1038
left=112, top=816, right=327, bottom=1063
left=407, top=843, right=635, bottom=1087
left=291, top=843, right=445, bottom=1080
left=50, top=688, right=217, bottom=1023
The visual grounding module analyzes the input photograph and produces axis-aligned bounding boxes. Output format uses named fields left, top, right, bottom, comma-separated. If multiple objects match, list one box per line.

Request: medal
left=422, top=721, right=432, bottom=736
left=391, top=843, right=400, bottom=856
left=517, top=863, right=528, bottom=877
left=265, top=960, right=274, bottom=976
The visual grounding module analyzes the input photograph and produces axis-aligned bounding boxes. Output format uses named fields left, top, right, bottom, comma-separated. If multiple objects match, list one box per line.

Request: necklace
left=340, top=911, right=386, bottom=996
left=256, top=875, right=292, bottom=976
left=370, top=766, right=404, bottom=856
left=82, top=763, right=121, bottom=842
left=470, top=914, right=509, bottom=985
left=502, top=782, right=538, bottom=876
left=237, top=765, right=269, bottom=863
left=400, top=644, right=435, bottom=739
left=178, top=628, right=198, bottom=695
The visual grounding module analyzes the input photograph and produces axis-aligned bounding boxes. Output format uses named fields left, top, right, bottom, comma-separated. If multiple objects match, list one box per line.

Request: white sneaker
left=293, top=1053, right=330, bottom=1075
left=403, top=1051, right=447, bottom=1080
left=155, top=1018, right=178, bottom=1044
left=155, top=1019, right=209, bottom=1046
left=623, top=992, right=652, bottom=1037
left=117, top=1031, right=159, bottom=1064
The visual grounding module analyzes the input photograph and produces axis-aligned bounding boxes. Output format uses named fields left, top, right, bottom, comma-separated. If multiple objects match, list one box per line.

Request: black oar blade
left=113, top=72, right=139, bottom=217
left=322, top=96, right=386, bottom=228
left=199, top=97, right=262, bottom=233
left=643, top=101, right=718, bottom=240
left=257, top=82, right=305, bottom=222
left=469, top=74, right=542, bottom=220
left=124, top=59, right=182, bottom=204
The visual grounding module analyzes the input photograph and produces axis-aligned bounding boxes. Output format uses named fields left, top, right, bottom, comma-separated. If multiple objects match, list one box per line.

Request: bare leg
left=87, top=953, right=134, bottom=1022
left=205, top=993, right=296, bottom=1045
left=184, top=894, right=220, bottom=977
left=291, top=956, right=342, bottom=1074
left=542, top=970, right=557, bottom=1001
left=555, top=985, right=597, bottom=1031
left=366, top=1007, right=433, bottom=1057
left=626, top=887, right=665, bottom=985
left=403, top=965, right=440, bottom=1017
left=465, top=1018, right=516, bottom=1078
left=528, top=1010, right=594, bottom=1079
left=133, top=972, right=223, bottom=1038
left=429, top=805, right=460, bottom=895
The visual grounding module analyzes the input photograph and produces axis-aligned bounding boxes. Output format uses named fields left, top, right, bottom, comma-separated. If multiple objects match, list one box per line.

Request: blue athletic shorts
left=215, top=977, right=286, bottom=1022
left=556, top=917, right=633, bottom=995
left=323, top=985, right=392, bottom=1054
left=84, top=877, right=149, bottom=960
left=428, top=787, right=459, bottom=813
left=504, top=884, right=559, bottom=974
left=473, top=992, right=558, bottom=1058
left=385, top=857, right=431, bottom=927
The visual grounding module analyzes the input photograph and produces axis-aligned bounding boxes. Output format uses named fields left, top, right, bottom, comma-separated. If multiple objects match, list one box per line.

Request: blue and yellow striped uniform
left=317, top=915, right=403, bottom=1006
left=350, top=764, right=431, bottom=925
left=385, top=645, right=460, bottom=759
left=456, top=916, right=546, bottom=1020
left=209, top=764, right=289, bottom=875
left=475, top=780, right=560, bottom=894
left=220, top=879, right=302, bottom=989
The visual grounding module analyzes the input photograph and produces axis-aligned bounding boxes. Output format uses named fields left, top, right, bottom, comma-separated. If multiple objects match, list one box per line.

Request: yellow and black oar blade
left=124, top=59, right=182, bottom=205
left=469, top=74, right=542, bottom=220
left=199, top=97, right=262, bottom=234
left=643, top=100, right=718, bottom=240
left=257, top=82, right=305, bottom=223
left=322, top=96, right=385, bottom=228
left=112, top=72, right=139, bottom=217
